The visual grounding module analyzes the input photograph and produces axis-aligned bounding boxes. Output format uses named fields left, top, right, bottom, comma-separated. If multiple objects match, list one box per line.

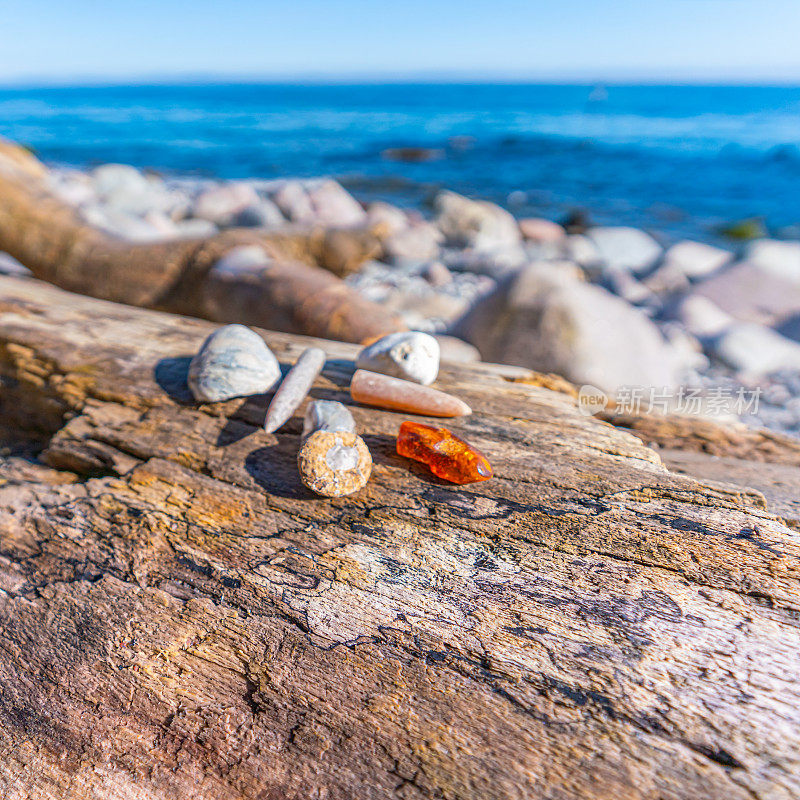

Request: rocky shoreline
left=5, top=161, right=800, bottom=436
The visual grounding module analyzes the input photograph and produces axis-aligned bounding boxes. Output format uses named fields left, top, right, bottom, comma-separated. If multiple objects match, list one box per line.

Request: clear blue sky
left=3, top=0, right=800, bottom=84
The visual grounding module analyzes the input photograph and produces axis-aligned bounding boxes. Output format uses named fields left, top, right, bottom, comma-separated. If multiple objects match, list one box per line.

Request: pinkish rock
left=307, top=180, right=366, bottom=227
left=519, top=218, right=565, bottom=244
left=271, top=181, right=315, bottom=224
left=192, top=183, right=259, bottom=226
left=350, top=370, right=471, bottom=417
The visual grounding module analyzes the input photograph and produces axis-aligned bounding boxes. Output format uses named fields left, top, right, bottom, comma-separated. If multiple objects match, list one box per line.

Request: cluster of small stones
left=15, top=161, right=800, bottom=435
left=188, top=326, right=487, bottom=496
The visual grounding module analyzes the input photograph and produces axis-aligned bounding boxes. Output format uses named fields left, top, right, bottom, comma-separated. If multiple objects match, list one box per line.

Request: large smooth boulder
left=586, top=227, right=662, bottom=275
left=434, top=191, right=521, bottom=251
left=693, top=260, right=800, bottom=326
left=450, top=263, right=680, bottom=393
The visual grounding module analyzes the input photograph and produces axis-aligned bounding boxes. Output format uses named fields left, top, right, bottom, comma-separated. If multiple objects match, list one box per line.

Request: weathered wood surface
left=0, top=140, right=405, bottom=343
left=0, top=276, right=799, bottom=800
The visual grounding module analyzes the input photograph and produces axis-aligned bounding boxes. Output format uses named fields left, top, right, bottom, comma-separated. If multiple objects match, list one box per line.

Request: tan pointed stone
left=350, top=369, right=471, bottom=417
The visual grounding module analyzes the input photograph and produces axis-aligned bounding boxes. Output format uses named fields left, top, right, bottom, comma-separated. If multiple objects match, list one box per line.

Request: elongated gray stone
left=264, top=347, right=327, bottom=433
left=356, top=331, right=440, bottom=385
left=188, top=324, right=280, bottom=403
left=302, top=400, right=356, bottom=439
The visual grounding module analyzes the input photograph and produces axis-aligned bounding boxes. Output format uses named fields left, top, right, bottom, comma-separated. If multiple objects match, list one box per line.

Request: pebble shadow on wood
left=0, top=276, right=798, bottom=800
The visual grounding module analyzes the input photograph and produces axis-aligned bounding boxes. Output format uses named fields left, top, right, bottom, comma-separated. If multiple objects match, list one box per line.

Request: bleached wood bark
left=0, top=276, right=798, bottom=800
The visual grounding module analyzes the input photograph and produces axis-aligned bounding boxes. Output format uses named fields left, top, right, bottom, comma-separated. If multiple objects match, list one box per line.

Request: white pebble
left=356, top=331, right=440, bottom=385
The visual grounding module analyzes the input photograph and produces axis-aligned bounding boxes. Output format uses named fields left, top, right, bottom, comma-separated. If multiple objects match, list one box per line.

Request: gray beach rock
left=442, top=245, right=528, bottom=278
left=0, top=252, right=30, bottom=277
left=710, top=323, right=800, bottom=375
left=91, top=164, right=175, bottom=217
left=586, top=227, right=662, bottom=275
left=188, top=324, right=281, bottom=403
left=233, top=199, right=285, bottom=229
left=673, top=295, right=734, bottom=338
left=271, top=180, right=315, bottom=223
left=49, top=169, right=95, bottom=206
left=384, top=223, right=443, bottom=265
left=642, top=262, right=691, bottom=297
left=211, top=245, right=271, bottom=277
left=423, top=261, right=453, bottom=287
left=81, top=204, right=167, bottom=242
left=434, top=335, right=481, bottom=364
left=91, top=164, right=148, bottom=201
left=661, top=240, right=731, bottom=280
left=660, top=323, right=709, bottom=374
left=451, top=263, right=679, bottom=394
left=302, top=400, right=356, bottom=439
left=307, top=180, right=366, bottom=227
left=518, top=217, right=565, bottom=243
left=192, top=183, right=259, bottom=226
left=564, top=234, right=604, bottom=273
left=366, top=201, right=409, bottom=235
left=743, top=239, right=800, bottom=283
left=602, top=269, right=658, bottom=308
left=356, top=331, right=440, bottom=385
left=174, top=218, right=218, bottom=238
left=693, top=261, right=800, bottom=326
left=434, top=191, right=521, bottom=251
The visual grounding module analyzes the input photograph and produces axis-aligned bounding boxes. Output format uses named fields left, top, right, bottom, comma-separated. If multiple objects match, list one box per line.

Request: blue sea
left=2, top=82, right=800, bottom=244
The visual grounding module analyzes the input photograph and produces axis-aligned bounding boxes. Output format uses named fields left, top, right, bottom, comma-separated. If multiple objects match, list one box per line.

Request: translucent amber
left=396, top=421, right=492, bottom=484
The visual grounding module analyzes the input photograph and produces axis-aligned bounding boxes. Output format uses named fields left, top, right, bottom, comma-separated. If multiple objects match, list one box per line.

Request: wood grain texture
left=0, top=276, right=798, bottom=800
left=0, top=140, right=405, bottom=343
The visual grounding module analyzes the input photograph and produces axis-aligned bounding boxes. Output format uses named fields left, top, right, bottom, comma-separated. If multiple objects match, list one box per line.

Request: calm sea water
left=2, top=82, right=800, bottom=243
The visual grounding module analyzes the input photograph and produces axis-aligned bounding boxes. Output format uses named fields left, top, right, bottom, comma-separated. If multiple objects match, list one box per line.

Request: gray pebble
left=188, top=324, right=281, bottom=403
left=302, top=400, right=356, bottom=439
left=264, top=347, right=327, bottom=433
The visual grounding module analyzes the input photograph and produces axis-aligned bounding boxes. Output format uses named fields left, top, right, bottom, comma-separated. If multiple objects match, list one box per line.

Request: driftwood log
left=0, top=276, right=799, bottom=799
left=0, top=140, right=405, bottom=343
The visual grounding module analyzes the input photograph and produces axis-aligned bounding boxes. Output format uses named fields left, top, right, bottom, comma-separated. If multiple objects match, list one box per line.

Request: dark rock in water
left=450, top=263, right=680, bottom=393
left=717, top=217, right=768, bottom=241
left=560, top=209, right=592, bottom=234
left=381, top=147, right=445, bottom=163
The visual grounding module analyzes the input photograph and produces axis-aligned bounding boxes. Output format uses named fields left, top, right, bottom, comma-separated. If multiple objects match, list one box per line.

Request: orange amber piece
left=396, top=421, right=492, bottom=484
